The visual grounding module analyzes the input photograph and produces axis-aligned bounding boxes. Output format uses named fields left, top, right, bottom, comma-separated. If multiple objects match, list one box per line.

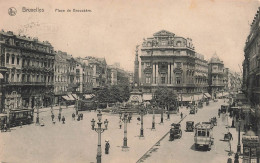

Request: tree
left=151, top=87, right=177, bottom=110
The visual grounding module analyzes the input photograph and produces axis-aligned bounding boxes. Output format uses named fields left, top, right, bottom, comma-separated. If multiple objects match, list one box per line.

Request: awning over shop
left=67, top=94, right=75, bottom=101
left=193, top=94, right=204, bottom=101
left=143, top=94, right=152, bottom=101
left=204, top=93, right=211, bottom=98
left=62, top=95, right=70, bottom=101
left=222, top=92, right=229, bottom=97
left=72, top=94, right=78, bottom=100
left=84, top=94, right=95, bottom=100
left=181, top=95, right=193, bottom=102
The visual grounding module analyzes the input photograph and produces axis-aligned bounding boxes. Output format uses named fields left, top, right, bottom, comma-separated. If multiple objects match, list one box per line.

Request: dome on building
left=209, top=52, right=222, bottom=63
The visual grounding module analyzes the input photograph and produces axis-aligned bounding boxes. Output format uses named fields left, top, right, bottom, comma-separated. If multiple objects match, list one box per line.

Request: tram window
left=198, top=130, right=206, bottom=136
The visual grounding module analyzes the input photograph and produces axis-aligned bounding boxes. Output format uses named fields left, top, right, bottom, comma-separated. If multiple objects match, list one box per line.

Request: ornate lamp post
left=160, top=107, right=164, bottom=124
left=35, top=97, right=40, bottom=125
left=5, top=99, right=11, bottom=131
left=59, top=97, right=62, bottom=117
left=140, top=108, right=144, bottom=137
left=152, top=105, right=155, bottom=130
left=91, top=110, right=107, bottom=163
left=237, top=107, right=241, bottom=155
left=50, top=90, right=54, bottom=115
left=122, top=113, right=129, bottom=150
left=76, top=98, right=79, bottom=115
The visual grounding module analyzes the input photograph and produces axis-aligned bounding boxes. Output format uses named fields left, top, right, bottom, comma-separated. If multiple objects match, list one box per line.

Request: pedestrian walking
left=81, top=113, right=83, bottom=120
left=72, top=113, right=75, bottom=120
left=119, top=120, right=122, bottom=129
left=58, top=114, right=61, bottom=122
left=228, top=132, right=233, bottom=140
left=40, top=118, right=45, bottom=126
left=51, top=114, right=55, bottom=121
left=3, top=123, right=7, bottom=132
left=77, top=115, right=80, bottom=121
left=20, top=121, right=23, bottom=128
left=180, top=112, right=183, bottom=119
left=62, top=116, right=65, bottom=124
left=105, top=140, right=110, bottom=154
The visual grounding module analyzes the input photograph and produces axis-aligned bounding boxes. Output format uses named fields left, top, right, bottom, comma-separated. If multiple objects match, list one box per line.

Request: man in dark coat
left=105, top=140, right=110, bottom=154
left=62, top=116, right=65, bottom=124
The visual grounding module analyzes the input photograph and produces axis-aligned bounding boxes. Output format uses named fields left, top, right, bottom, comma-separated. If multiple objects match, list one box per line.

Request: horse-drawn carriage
left=169, top=123, right=182, bottom=141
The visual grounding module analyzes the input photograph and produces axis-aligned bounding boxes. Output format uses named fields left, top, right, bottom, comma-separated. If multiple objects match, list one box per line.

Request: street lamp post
left=237, top=108, right=241, bottom=155
left=91, top=110, right=107, bottom=163
left=35, top=97, right=40, bottom=125
left=5, top=99, right=11, bottom=131
left=122, top=113, right=129, bottom=150
left=140, top=108, right=144, bottom=137
left=152, top=106, right=155, bottom=130
left=160, top=107, right=164, bottom=124
left=76, top=98, right=78, bottom=115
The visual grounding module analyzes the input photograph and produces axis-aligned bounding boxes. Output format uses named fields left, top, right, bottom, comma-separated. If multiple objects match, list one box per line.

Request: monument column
left=168, top=63, right=170, bottom=84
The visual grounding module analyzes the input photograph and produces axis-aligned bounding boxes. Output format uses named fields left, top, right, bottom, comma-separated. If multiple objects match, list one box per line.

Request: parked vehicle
left=186, top=121, right=194, bottom=132
left=198, top=101, right=203, bottom=108
left=169, top=123, right=182, bottom=141
left=190, top=109, right=195, bottom=114
left=194, top=122, right=214, bottom=150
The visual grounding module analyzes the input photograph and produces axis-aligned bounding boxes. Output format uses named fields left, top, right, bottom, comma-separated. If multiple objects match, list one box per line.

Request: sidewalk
left=226, top=113, right=244, bottom=162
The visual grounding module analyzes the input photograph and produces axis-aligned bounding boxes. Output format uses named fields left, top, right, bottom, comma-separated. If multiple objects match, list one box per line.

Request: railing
left=6, top=81, right=54, bottom=86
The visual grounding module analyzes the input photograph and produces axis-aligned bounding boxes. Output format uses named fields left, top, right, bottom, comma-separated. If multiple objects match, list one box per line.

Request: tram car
left=9, top=109, right=34, bottom=127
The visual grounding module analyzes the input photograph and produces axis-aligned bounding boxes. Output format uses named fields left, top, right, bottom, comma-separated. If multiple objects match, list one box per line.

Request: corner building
left=140, top=30, right=208, bottom=95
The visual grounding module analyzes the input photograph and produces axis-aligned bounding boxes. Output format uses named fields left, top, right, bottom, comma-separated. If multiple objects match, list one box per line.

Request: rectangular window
left=176, top=77, right=181, bottom=84
left=161, top=77, right=166, bottom=84
left=17, top=58, right=20, bottom=65
left=17, top=74, right=19, bottom=82
left=11, top=56, right=15, bottom=64
left=146, top=77, right=151, bottom=83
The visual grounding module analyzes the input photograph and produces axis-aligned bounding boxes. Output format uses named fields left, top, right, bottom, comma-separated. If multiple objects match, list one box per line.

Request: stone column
left=168, top=63, right=170, bottom=84
left=156, top=63, right=159, bottom=84
left=153, top=64, right=155, bottom=84
left=171, top=63, right=174, bottom=85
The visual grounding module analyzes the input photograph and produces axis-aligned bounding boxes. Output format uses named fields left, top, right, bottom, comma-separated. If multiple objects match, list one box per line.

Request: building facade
left=0, top=30, right=55, bottom=113
left=54, top=50, right=69, bottom=104
left=208, top=53, right=225, bottom=98
left=243, top=8, right=260, bottom=105
left=83, top=56, right=107, bottom=89
left=139, top=30, right=208, bottom=96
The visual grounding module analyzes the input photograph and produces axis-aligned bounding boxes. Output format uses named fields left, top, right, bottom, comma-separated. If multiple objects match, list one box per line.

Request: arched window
left=11, top=55, right=15, bottom=64
left=6, top=53, right=10, bottom=64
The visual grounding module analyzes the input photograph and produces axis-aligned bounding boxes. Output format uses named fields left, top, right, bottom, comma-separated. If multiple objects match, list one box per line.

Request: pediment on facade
left=153, top=30, right=175, bottom=37
left=144, top=67, right=152, bottom=74
left=173, top=68, right=183, bottom=73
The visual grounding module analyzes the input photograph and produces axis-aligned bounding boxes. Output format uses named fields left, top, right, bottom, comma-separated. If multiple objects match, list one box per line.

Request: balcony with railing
left=6, top=81, right=54, bottom=86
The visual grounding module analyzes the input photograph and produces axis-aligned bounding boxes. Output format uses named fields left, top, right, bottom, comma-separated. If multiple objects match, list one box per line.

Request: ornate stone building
left=0, top=30, right=54, bottom=112
left=208, top=53, right=225, bottom=98
left=139, top=30, right=208, bottom=97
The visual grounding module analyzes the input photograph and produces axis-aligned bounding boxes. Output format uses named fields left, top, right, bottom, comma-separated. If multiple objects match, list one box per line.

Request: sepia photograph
left=0, top=0, right=259, bottom=162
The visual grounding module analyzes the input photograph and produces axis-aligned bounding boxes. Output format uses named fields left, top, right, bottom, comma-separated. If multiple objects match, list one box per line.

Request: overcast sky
left=1, top=0, right=259, bottom=73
